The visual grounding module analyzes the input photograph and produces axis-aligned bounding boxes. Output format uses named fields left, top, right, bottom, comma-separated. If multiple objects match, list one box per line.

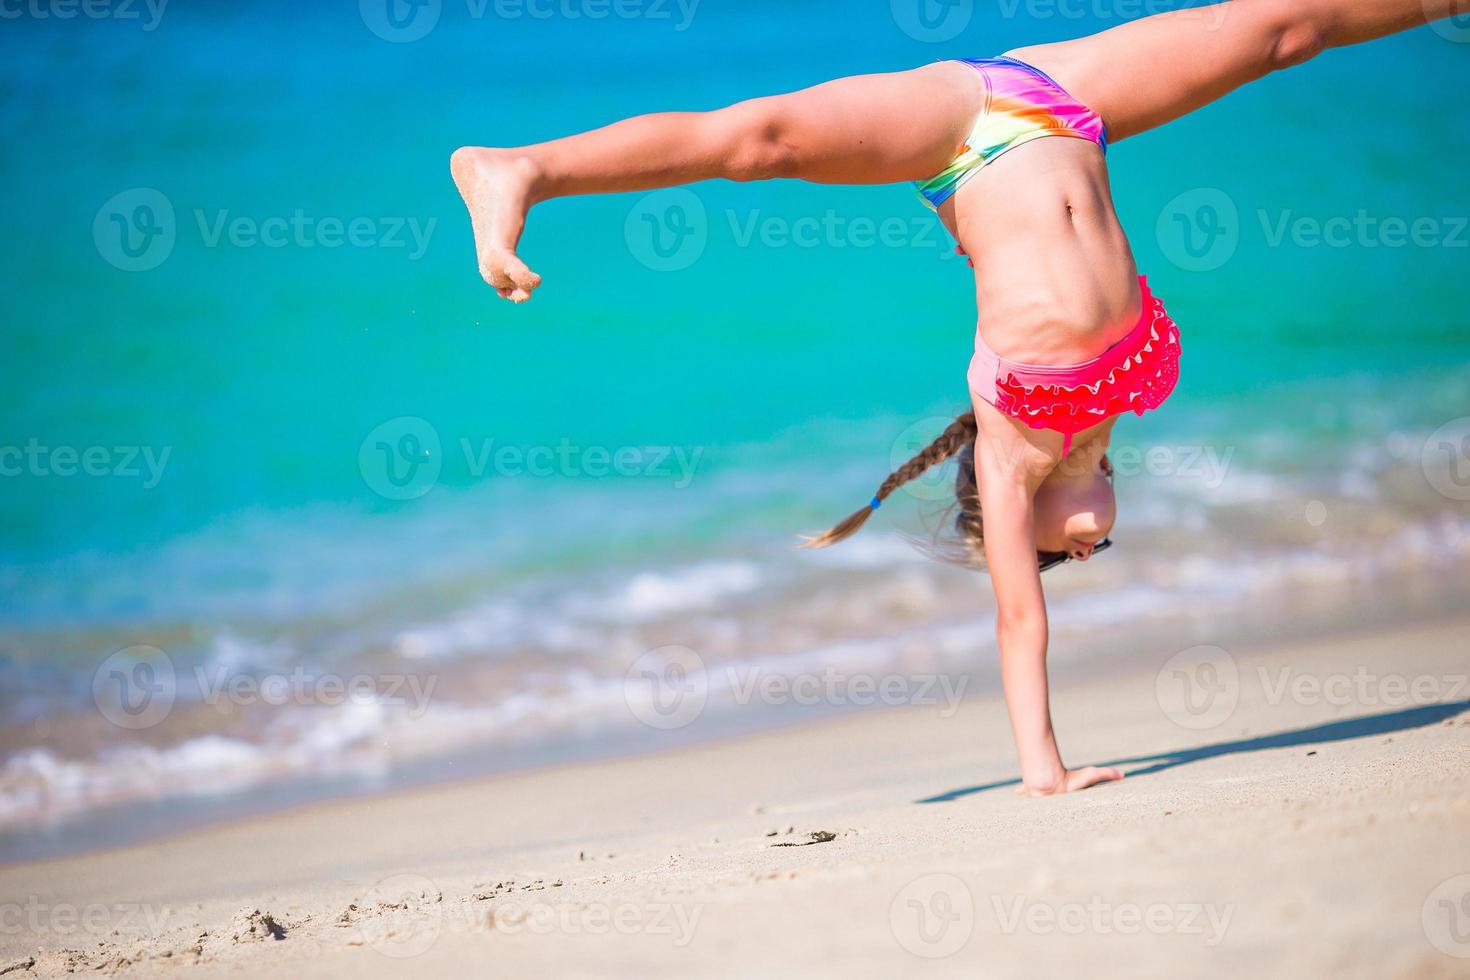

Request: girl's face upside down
left=1031, top=459, right=1116, bottom=562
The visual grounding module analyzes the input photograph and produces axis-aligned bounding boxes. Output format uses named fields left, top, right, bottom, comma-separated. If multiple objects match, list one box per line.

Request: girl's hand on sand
left=1017, top=766, right=1125, bottom=797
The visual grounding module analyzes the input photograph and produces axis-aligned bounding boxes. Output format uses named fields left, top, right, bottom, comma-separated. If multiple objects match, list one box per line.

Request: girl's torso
left=940, top=135, right=1142, bottom=367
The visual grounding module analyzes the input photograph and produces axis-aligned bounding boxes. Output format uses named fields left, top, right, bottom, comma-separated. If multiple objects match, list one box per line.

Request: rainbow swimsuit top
left=915, top=55, right=1108, bottom=210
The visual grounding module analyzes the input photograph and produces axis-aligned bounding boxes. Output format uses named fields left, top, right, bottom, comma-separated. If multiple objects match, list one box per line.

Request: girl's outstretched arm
left=973, top=406, right=1124, bottom=797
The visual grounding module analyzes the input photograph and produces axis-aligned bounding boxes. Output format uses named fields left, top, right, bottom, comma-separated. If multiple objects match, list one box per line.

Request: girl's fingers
left=1070, top=766, right=1125, bottom=790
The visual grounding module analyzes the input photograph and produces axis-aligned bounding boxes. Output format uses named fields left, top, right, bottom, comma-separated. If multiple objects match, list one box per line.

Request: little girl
left=452, top=0, right=1467, bottom=794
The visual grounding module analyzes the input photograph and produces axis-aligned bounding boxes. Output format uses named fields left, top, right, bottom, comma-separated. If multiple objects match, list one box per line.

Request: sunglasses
left=1038, top=537, right=1112, bottom=573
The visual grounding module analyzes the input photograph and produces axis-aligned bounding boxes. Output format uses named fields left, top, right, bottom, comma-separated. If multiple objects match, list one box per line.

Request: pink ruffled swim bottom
left=968, top=276, right=1181, bottom=454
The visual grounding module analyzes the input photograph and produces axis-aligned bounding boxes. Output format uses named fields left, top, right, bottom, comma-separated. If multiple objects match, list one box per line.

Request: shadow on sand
left=916, top=699, right=1470, bottom=804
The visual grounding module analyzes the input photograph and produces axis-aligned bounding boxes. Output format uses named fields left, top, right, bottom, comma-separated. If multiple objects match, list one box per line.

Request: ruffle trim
left=994, top=296, right=1181, bottom=436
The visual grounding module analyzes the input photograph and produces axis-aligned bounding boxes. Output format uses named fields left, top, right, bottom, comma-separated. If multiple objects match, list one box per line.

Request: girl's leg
left=451, top=62, right=982, bottom=300
left=1009, top=0, right=1470, bottom=143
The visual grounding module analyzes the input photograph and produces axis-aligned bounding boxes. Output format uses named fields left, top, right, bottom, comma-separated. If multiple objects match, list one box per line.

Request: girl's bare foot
left=1016, top=766, right=1125, bottom=797
left=449, top=147, right=543, bottom=302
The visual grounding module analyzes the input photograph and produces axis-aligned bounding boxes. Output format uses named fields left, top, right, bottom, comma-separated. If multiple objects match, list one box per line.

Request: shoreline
left=6, top=596, right=1467, bottom=867
left=3, top=613, right=1468, bottom=977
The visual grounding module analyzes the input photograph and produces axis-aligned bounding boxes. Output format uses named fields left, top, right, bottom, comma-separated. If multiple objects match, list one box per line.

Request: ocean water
left=1, top=1, right=1468, bottom=859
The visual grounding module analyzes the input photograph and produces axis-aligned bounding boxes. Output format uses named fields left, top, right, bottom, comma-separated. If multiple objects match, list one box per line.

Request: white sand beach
left=3, top=615, right=1468, bottom=979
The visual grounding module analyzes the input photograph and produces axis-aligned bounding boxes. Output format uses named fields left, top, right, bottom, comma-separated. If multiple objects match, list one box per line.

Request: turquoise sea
left=1, top=1, right=1468, bottom=858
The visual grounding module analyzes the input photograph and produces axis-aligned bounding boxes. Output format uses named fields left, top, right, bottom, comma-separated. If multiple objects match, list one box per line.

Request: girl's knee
left=714, top=100, right=798, bottom=181
left=1255, top=0, right=1329, bottom=70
